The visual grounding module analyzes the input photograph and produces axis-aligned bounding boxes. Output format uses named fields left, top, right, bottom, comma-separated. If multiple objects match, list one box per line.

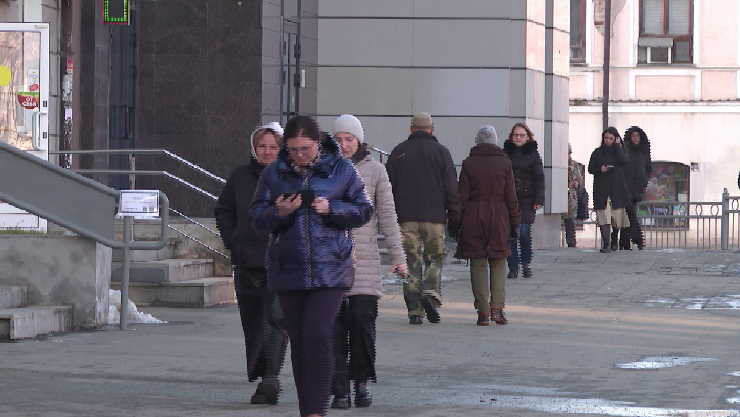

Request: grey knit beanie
left=475, top=125, right=498, bottom=145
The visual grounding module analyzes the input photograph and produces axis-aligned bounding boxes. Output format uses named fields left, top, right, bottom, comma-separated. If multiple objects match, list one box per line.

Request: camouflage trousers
left=399, top=222, right=447, bottom=318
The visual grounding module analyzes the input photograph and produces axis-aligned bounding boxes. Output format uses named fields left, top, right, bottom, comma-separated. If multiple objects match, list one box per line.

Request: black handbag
left=576, top=188, right=589, bottom=220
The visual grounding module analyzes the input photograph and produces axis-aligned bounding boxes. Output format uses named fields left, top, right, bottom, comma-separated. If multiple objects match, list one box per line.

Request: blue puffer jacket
left=250, top=134, right=373, bottom=291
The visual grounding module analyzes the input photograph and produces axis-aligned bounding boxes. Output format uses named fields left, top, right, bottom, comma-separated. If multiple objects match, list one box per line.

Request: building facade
left=315, top=0, right=570, bottom=247
left=570, top=0, right=740, bottom=203
left=1, top=0, right=570, bottom=248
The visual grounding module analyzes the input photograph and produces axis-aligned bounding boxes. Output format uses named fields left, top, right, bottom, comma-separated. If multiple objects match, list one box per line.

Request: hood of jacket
left=275, top=132, right=342, bottom=177
left=249, top=122, right=283, bottom=162
left=469, top=143, right=505, bottom=157
left=503, top=139, right=538, bottom=155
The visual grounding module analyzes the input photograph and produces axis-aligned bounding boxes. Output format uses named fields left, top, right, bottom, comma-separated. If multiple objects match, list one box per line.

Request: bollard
left=120, top=215, right=132, bottom=330
left=721, top=188, right=729, bottom=250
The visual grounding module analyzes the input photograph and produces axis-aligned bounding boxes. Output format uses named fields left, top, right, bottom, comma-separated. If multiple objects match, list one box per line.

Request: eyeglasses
left=512, top=133, right=528, bottom=139
left=287, top=144, right=316, bottom=156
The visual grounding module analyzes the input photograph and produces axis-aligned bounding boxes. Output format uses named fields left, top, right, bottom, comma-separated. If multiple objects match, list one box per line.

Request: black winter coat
left=250, top=135, right=373, bottom=292
left=503, top=140, right=545, bottom=224
left=214, top=157, right=268, bottom=268
left=454, top=144, right=520, bottom=260
left=386, top=131, right=462, bottom=234
left=623, top=141, right=648, bottom=202
left=588, top=143, right=631, bottom=210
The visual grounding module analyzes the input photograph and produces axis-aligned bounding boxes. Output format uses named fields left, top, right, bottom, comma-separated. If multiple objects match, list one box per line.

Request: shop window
left=638, top=0, right=693, bottom=64
left=641, top=161, right=690, bottom=228
left=570, top=0, right=587, bottom=64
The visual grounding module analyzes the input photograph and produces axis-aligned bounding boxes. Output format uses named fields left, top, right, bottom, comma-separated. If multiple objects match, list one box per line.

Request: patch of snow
left=615, top=356, right=716, bottom=370
left=108, top=289, right=167, bottom=325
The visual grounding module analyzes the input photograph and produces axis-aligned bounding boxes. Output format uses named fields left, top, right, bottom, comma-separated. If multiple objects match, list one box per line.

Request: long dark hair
left=601, top=126, right=621, bottom=146
left=283, top=115, right=322, bottom=143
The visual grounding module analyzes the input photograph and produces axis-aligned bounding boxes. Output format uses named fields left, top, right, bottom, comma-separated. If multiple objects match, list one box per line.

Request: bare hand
left=533, top=204, right=542, bottom=210
left=276, top=194, right=301, bottom=216
left=311, top=196, right=330, bottom=215
left=390, top=264, right=408, bottom=277
left=600, top=165, right=610, bottom=173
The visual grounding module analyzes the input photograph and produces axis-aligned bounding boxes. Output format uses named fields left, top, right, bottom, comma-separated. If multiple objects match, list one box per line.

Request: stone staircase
left=0, top=286, right=72, bottom=340
left=109, top=237, right=235, bottom=308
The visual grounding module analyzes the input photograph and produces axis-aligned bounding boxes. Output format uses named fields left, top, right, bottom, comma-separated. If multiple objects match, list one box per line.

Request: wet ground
left=2, top=248, right=740, bottom=417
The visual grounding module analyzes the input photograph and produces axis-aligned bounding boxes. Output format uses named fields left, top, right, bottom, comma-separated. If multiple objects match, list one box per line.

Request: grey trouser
left=470, top=258, right=506, bottom=312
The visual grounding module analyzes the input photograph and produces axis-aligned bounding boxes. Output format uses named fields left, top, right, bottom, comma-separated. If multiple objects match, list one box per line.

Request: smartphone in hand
left=282, top=189, right=315, bottom=208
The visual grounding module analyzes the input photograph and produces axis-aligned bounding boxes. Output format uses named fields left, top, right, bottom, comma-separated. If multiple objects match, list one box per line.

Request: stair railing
left=49, top=149, right=229, bottom=260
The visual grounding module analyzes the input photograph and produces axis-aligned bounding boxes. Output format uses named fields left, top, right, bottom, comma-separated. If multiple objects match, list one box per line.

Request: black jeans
left=279, top=289, right=346, bottom=417
left=233, top=267, right=288, bottom=382
left=625, top=203, right=644, bottom=247
left=332, top=295, right=379, bottom=396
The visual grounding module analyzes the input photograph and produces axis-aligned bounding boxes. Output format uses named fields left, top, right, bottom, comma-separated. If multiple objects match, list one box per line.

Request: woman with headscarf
left=588, top=127, right=631, bottom=253
left=250, top=115, right=373, bottom=417
left=329, top=114, right=407, bottom=409
left=562, top=145, right=584, bottom=248
left=455, top=126, right=520, bottom=325
left=214, top=122, right=288, bottom=404
left=503, top=123, right=545, bottom=278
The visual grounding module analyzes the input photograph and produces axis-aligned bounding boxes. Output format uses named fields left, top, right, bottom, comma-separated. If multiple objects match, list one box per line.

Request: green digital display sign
left=103, top=0, right=129, bottom=25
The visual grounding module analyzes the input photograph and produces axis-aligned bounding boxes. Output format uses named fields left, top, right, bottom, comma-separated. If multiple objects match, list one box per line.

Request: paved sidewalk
left=2, top=249, right=740, bottom=417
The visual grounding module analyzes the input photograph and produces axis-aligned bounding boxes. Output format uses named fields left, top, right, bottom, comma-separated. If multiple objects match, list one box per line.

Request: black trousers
left=625, top=203, right=644, bottom=247
left=233, top=267, right=288, bottom=382
left=332, top=295, right=379, bottom=396
left=279, top=289, right=346, bottom=417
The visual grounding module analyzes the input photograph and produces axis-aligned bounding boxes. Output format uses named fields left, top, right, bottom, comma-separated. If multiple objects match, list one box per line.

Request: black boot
left=354, top=382, right=372, bottom=408
left=619, top=227, right=632, bottom=250
left=599, top=225, right=611, bottom=253
left=610, top=227, right=619, bottom=252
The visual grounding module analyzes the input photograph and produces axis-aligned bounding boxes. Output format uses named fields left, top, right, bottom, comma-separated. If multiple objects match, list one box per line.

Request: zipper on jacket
left=302, top=175, right=312, bottom=288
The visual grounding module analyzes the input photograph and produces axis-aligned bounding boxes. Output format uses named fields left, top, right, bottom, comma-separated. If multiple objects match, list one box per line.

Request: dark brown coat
left=454, top=144, right=520, bottom=260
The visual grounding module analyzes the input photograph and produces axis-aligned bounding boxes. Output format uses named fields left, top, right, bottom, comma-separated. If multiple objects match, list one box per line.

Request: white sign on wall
left=118, top=190, right=159, bottom=218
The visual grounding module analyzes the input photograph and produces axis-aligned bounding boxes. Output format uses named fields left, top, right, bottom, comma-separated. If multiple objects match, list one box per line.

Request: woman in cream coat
left=329, top=114, right=407, bottom=409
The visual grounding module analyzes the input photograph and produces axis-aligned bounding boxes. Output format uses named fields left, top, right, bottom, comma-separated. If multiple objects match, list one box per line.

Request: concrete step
left=0, top=286, right=28, bottom=309
left=111, top=259, right=214, bottom=283
left=0, top=305, right=73, bottom=340
left=111, top=277, right=235, bottom=308
left=111, top=244, right=176, bottom=262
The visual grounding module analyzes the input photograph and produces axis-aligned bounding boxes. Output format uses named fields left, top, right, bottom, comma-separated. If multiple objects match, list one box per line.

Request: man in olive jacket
left=386, top=112, right=462, bottom=325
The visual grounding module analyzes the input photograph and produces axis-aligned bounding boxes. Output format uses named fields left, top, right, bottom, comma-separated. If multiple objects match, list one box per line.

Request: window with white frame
left=639, top=0, right=693, bottom=64
left=570, top=0, right=587, bottom=64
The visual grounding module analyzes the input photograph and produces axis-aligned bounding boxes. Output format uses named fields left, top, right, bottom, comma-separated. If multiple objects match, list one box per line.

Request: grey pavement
left=3, top=249, right=740, bottom=417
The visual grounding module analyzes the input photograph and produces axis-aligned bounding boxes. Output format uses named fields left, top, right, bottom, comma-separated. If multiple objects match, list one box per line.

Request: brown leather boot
left=477, top=312, right=489, bottom=326
left=490, top=307, right=508, bottom=325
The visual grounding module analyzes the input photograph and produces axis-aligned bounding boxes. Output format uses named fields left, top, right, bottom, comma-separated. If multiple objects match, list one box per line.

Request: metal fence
left=561, top=189, right=740, bottom=250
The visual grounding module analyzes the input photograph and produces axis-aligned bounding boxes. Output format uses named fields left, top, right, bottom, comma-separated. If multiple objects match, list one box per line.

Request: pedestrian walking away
left=620, top=126, right=651, bottom=250
left=454, top=126, right=520, bottom=326
left=562, top=144, right=583, bottom=248
left=214, top=122, right=288, bottom=405
left=386, top=112, right=462, bottom=325
left=503, top=123, right=545, bottom=279
left=329, top=114, right=407, bottom=409
left=250, top=115, right=373, bottom=417
left=588, top=127, right=631, bottom=253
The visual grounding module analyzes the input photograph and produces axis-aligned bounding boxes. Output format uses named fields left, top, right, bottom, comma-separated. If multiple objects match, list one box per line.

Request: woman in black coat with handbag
left=588, top=127, right=631, bottom=253
left=503, top=123, right=545, bottom=278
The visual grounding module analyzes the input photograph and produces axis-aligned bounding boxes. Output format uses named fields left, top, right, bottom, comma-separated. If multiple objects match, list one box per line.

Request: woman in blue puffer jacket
left=250, top=115, right=373, bottom=417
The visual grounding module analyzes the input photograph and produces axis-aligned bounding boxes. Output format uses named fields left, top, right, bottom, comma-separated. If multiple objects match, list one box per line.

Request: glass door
left=0, top=23, right=50, bottom=230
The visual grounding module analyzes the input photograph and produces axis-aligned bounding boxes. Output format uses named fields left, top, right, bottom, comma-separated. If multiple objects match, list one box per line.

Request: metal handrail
left=370, top=146, right=389, bottom=164
left=0, top=141, right=170, bottom=330
left=49, top=149, right=227, bottom=184
left=50, top=148, right=227, bottom=260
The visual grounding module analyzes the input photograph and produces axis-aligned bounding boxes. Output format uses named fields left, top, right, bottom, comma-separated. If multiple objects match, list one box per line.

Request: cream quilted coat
left=348, top=154, right=406, bottom=298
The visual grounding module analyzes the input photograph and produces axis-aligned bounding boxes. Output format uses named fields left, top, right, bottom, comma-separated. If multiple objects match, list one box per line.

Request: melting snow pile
left=615, top=356, right=715, bottom=369
left=108, top=289, right=167, bottom=325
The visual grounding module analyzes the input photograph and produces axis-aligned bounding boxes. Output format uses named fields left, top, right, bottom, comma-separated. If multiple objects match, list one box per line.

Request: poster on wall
left=642, top=162, right=690, bottom=228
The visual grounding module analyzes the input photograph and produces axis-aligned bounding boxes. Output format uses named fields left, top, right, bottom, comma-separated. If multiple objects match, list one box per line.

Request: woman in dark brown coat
left=455, top=126, right=520, bottom=326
